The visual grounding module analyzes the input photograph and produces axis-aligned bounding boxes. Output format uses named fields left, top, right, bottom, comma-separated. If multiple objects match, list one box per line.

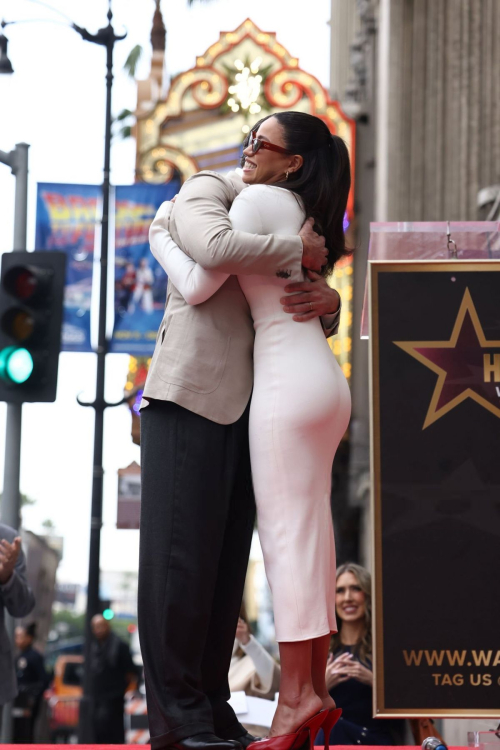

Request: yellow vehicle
left=45, top=655, right=83, bottom=741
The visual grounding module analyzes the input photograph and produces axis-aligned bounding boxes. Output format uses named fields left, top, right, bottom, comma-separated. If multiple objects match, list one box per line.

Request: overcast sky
left=0, top=0, right=332, bottom=583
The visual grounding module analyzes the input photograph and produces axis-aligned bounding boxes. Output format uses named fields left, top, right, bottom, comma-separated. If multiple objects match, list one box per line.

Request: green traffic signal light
left=0, top=346, right=34, bottom=384
left=102, top=608, right=115, bottom=621
left=0, top=252, right=66, bottom=404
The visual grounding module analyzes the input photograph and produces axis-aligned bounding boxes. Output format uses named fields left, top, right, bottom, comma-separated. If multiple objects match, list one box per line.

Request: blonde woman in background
left=316, top=563, right=405, bottom=746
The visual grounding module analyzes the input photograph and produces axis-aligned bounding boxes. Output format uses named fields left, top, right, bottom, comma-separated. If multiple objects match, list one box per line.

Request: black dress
left=315, top=646, right=406, bottom=746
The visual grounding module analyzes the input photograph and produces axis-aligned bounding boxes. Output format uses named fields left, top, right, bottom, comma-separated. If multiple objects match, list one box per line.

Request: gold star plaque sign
left=394, top=288, right=500, bottom=429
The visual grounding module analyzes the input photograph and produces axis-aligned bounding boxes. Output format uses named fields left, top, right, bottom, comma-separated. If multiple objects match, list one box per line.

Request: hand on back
left=281, top=270, right=340, bottom=322
left=299, top=218, right=328, bottom=272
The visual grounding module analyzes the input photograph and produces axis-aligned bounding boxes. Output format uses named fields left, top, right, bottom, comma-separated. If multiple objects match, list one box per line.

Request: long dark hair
left=243, top=112, right=352, bottom=274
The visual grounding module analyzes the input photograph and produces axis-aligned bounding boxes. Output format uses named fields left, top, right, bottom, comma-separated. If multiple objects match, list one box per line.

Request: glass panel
left=360, top=222, right=500, bottom=338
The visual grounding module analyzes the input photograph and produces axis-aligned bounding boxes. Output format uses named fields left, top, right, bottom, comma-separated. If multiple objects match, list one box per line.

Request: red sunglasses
left=248, top=130, right=292, bottom=156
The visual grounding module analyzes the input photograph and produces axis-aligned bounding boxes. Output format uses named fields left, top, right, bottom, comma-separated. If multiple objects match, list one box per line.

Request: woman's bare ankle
left=278, top=685, right=321, bottom=711
left=270, top=690, right=323, bottom=736
left=318, top=693, right=336, bottom=710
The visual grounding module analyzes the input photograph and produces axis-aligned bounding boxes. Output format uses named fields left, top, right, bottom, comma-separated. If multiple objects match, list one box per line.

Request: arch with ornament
left=132, top=18, right=355, bottom=400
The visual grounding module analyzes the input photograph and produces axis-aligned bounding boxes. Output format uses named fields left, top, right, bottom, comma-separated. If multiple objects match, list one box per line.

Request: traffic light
left=0, top=251, right=66, bottom=403
left=98, top=598, right=114, bottom=620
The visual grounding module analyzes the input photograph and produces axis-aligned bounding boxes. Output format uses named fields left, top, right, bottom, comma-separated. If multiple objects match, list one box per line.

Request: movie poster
left=111, top=181, right=180, bottom=354
left=36, top=183, right=99, bottom=352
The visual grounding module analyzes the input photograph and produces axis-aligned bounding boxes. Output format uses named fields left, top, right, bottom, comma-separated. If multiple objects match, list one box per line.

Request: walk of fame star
left=394, top=288, right=500, bottom=429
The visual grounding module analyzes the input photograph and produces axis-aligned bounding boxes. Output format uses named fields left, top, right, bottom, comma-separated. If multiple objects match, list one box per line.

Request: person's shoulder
left=29, top=647, right=44, bottom=662
left=183, top=171, right=238, bottom=199
left=241, top=184, right=300, bottom=207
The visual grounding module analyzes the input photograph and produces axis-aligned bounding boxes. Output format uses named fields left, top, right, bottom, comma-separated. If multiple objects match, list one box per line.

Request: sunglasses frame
left=249, top=130, right=293, bottom=156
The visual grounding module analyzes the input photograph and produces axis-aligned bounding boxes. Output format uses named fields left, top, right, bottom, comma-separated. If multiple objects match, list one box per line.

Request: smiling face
left=241, top=116, right=302, bottom=185
left=335, top=570, right=367, bottom=624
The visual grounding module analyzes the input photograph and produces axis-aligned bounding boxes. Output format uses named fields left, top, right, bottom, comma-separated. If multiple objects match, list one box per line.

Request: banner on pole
left=370, top=260, right=500, bottom=717
left=111, top=181, right=179, bottom=354
left=36, top=181, right=180, bottom=355
left=36, top=183, right=99, bottom=352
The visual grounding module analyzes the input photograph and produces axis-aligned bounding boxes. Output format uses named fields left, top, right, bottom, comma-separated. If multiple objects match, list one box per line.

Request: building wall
left=329, top=0, right=359, bottom=99
left=376, top=0, right=500, bottom=222
left=20, top=530, right=60, bottom=652
left=330, top=0, right=500, bottom=570
left=331, top=0, right=500, bottom=737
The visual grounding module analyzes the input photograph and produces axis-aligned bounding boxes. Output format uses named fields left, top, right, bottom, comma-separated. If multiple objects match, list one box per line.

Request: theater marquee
left=370, top=261, right=500, bottom=717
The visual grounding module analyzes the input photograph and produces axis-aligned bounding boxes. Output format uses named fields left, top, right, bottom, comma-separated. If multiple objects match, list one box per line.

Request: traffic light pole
left=0, top=141, right=29, bottom=744
left=0, top=142, right=28, bottom=530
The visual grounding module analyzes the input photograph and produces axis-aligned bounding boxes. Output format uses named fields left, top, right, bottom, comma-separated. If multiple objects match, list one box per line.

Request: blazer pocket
left=158, top=316, right=230, bottom=394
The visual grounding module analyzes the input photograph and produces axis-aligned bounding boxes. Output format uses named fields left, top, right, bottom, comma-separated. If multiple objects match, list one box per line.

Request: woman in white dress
left=151, top=112, right=352, bottom=747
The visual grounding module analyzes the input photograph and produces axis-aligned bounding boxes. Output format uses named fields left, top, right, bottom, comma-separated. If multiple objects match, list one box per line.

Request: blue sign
left=36, top=183, right=99, bottom=352
left=111, top=182, right=179, bottom=354
left=36, top=181, right=179, bottom=355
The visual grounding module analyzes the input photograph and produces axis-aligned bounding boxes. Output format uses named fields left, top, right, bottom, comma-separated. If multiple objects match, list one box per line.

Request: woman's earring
left=285, top=170, right=289, bottom=181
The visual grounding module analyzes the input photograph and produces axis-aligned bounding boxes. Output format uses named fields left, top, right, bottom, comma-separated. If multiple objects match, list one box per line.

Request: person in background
left=0, top=525, right=35, bottom=738
left=13, top=622, right=48, bottom=743
left=316, top=563, right=405, bottom=746
left=89, top=614, right=138, bottom=744
left=229, top=609, right=280, bottom=701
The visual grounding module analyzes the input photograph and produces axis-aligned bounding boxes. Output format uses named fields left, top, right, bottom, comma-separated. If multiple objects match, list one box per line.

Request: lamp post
left=72, top=7, right=126, bottom=741
left=1, top=2, right=126, bottom=742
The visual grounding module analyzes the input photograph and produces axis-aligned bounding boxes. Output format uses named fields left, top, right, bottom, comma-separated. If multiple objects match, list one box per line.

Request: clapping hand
left=0, top=536, right=21, bottom=585
left=341, top=658, right=373, bottom=686
left=325, top=652, right=373, bottom=689
left=235, top=617, right=251, bottom=646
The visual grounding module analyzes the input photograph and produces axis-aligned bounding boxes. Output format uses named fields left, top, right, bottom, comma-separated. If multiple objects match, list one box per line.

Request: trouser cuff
left=150, top=721, right=215, bottom=749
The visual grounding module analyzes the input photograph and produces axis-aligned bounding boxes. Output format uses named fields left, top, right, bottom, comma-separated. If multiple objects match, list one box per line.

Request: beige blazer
left=142, top=170, right=339, bottom=425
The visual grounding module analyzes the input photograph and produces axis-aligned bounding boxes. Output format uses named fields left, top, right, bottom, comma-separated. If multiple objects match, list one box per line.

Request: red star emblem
left=394, top=288, right=500, bottom=429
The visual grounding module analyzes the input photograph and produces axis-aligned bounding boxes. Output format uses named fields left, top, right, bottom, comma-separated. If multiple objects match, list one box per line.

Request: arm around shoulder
left=174, top=175, right=303, bottom=277
left=149, top=199, right=228, bottom=305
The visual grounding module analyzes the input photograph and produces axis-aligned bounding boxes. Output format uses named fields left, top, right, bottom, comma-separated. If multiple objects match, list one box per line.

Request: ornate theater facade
left=127, top=16, right=356, bottom=423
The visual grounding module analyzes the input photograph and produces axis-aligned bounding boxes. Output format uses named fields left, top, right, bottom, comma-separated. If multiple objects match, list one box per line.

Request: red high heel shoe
left=248, top=710, right=328, bottom=750
left=321, top=708, right=342, bottom=750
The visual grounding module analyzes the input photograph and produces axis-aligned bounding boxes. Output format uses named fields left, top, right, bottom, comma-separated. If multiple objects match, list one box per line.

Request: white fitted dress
left=156, top=184, right=351, bottom=641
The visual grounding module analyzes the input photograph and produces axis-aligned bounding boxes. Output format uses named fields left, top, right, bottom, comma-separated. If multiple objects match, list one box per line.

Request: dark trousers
left=138, top=400, right=255, bottom=750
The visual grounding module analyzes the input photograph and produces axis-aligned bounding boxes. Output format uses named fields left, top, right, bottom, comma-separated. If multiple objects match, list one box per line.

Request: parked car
left=44, top=655, right=83, bottom=742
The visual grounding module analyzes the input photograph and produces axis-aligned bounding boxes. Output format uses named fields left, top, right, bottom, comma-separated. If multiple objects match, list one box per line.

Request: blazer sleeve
left=321, top=299, right=341, bottom=339
left=172, top=172, right=303, bottom=277
left=0, top=544, right=35, bottom=618
left=149, top=201, right=229, bottom=305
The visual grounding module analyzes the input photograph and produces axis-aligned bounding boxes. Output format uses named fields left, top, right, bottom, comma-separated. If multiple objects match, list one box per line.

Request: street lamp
left=0, top=25, right=14, bottom=74
left=1, top=1, right=126, bottom=742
